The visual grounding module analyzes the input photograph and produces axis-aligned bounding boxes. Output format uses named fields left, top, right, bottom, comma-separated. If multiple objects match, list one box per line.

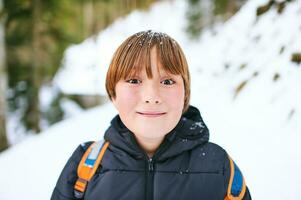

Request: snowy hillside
left=1, top=0, right=301, bottom=199
left=53, top=0, right=188, bottom=95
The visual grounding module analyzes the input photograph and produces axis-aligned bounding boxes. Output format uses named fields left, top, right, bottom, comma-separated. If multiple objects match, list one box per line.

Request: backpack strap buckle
left=73, top=140, right=110, bottom=199
left=74, top=178, right=88, bottom=198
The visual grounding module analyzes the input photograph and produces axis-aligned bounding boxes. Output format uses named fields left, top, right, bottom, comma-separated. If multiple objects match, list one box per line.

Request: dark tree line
left=186, top=0, right=246, bottom=39
left=1, top=0, right=9, bottom=152
left=0, top=0, right=155, bottom=152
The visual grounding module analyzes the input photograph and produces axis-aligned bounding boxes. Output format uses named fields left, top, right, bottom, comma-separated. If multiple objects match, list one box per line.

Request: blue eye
left=126, top=79, right=141, bottom=84
left=161, top=79, right=175, bottom=85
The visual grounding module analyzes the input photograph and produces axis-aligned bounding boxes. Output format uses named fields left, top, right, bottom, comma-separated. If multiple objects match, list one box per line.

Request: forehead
left=125, top=47, right=181, bottom=80
left=131, top=48, right=168, bottom=74
left=131, top=65, right=174, bottom=79
left=115, top=30, right=185, bottom=80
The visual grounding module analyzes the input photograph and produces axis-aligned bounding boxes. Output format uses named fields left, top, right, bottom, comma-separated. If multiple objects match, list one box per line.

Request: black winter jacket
left=51, top=105, right=251, bottom=200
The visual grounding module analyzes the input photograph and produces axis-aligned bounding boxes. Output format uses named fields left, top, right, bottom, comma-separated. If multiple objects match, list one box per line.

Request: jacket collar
left=104, top=105, right=209, bottom=161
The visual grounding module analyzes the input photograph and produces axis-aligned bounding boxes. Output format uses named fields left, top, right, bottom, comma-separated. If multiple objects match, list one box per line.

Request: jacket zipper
left=144, top=138, right=175, bottom=200
left=127, top=133, right=156, bottom=200
left=146, top=157, right=154, bottom=200
left=127, top=130, right=173, bottom=200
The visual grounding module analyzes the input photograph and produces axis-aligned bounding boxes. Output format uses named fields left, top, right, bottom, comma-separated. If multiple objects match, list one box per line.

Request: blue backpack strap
left=74, top=140, right=110, bottom=199
left=225, top=155, right=247, bottom=200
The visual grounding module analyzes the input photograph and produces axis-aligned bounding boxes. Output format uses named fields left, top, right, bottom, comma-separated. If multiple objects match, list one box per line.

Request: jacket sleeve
left=223, top=153, right=252, bottom=200
left=51, top=142, right=93, bottom=200
left=243, top=187, right=252, bottom=200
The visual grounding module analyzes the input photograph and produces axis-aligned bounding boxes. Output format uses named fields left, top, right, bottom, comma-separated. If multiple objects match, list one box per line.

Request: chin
left=139, top=128, right=170, bottom=137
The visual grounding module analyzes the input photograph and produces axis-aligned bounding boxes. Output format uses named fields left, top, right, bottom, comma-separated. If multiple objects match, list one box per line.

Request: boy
left=51, top=30, right=251, bottom=200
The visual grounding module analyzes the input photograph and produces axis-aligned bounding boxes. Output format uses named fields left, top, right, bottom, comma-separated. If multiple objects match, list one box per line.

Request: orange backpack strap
left=74, top=140, right=110, bottom=199
left=224, top=155, right=247, bottom=200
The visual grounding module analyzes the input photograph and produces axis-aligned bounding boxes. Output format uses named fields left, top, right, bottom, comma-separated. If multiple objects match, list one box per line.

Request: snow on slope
left=188, top=0, right=301, bottom=199
left=0, top=103, right=117, bottom=200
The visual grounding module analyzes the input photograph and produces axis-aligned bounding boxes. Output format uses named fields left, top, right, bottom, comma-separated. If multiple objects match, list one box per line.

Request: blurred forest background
left=0, top=0, right=246, bottom=152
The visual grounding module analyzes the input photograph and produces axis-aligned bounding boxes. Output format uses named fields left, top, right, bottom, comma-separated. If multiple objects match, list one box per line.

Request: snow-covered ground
left=1, top=0, right=301, bottom=199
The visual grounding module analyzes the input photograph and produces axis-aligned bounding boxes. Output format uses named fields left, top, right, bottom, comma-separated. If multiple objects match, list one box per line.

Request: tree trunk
left=226, top=0, right=239, bottom=18
left=26, top=0, right=41, bottom=133
left=0, top=0, right=9, bottom=152
left=83, top=0, right=94, bottom=37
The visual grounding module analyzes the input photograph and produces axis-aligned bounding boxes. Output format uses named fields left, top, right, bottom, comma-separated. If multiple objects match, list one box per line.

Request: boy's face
left=112, top=47, right=185, bottom=145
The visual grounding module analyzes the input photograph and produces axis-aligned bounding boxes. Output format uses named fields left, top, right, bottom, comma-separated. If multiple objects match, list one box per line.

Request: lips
left=137, top=111, right=166, bottom=117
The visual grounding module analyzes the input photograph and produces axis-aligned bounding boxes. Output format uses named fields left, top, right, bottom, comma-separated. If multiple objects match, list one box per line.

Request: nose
left=143, top=83, right=161, bottom=104
left=145, top=100, right=159, bottom=104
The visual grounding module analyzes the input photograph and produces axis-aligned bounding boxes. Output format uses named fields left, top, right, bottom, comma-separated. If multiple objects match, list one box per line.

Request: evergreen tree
left=3, top=0, right=155, bottom=135
left=0, top=0, right=9, bottom=151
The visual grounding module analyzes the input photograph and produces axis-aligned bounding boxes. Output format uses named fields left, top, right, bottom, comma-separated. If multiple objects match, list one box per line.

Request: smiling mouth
left=136, top=111, right=166, bottom=117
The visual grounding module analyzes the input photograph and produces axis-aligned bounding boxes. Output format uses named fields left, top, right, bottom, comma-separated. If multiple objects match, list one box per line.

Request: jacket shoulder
left=203, top=142, right=228, bottom=155
left=186, top=142, right=228, bottom=174
left=51, top=141, right=94, bottom=200
left=193, top=142, right=228, bottom=162
left=201, top=143, right=251, bottom=199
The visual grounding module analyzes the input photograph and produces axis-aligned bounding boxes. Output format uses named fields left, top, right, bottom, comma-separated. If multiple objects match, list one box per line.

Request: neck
left=134, top=135, right=164, bottom=158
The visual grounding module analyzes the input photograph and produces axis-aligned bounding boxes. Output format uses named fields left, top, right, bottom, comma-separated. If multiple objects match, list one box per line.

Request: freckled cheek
left=161, top=87, right=185, bottom=107
left=116, top=87, right=139, bottom=108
